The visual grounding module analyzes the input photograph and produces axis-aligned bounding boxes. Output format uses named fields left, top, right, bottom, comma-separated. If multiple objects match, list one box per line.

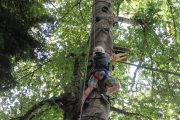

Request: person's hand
left=105, top=90, right=111, bottom=97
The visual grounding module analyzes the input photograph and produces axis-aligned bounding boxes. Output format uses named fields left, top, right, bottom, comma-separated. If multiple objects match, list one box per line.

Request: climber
left=82, top=46, right=120, bottom=102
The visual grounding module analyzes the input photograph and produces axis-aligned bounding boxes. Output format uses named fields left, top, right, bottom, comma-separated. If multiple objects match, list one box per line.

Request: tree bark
left=88, top=0, right=114, bottom=57
left=82, top=0, right=114, bottom=120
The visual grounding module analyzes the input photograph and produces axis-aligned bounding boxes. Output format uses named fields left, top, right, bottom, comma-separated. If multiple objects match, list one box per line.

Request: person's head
left=93, top=46, right=105, bottom=54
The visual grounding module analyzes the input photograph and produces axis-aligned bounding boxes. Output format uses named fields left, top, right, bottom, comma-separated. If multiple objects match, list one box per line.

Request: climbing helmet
left=93, top=46, right=105, bottom=53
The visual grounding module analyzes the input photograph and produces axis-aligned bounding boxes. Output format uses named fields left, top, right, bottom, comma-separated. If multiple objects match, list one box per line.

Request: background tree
left=0, top=0, right=179, bottom=120
left=0, top=0, right=55, bottom=91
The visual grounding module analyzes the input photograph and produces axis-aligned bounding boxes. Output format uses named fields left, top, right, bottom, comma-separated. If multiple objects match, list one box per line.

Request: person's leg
left=105, top=75, right=120, bottom=96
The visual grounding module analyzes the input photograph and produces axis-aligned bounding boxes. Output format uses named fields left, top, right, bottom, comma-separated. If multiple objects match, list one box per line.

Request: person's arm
left=82, top=86, right=94, bottom=101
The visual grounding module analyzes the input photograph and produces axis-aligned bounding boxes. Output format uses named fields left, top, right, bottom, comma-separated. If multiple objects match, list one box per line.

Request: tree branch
left=120, top=61, right=180, bottom=77
left=130, top=61, right=143, bottom=91
left=114, top=16, right=145, bottom=25
left=10, top=92, right=78, bottom=120
left=15, top=96, right=63, bottom=120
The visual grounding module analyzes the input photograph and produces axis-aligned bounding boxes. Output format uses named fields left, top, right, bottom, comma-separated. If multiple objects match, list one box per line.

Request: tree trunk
left=81, top=0, right=114, bottom=120
left=89, top=0, right=114, bottom=56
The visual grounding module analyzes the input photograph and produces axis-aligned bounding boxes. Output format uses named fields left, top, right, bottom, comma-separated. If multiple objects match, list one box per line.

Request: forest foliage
left=0, top=0, right=179, bottom=120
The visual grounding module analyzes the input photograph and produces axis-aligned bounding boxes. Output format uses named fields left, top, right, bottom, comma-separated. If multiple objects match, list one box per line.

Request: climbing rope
left=79, top=0, right=96, bottom=119
left=93, top=0, right=96, bottom=49
left=78, top=36, right=90, bottom=120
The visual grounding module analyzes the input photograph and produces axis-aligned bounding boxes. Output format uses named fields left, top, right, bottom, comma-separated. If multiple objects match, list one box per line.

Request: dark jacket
left=93, top=52, right=110, bottom=70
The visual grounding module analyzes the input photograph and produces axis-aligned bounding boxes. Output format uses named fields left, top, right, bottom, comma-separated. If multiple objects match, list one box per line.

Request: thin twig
left=44, top=1, right=81, bottom=37
left=167, top=0, right=177, bottom=41
left=17, top=60, right=51, bottom=81
left=46, top=0, right=59, bottom=12
left=130, top=61, right=143, bottom=91
left=78, top=0, right=85, bottom=22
